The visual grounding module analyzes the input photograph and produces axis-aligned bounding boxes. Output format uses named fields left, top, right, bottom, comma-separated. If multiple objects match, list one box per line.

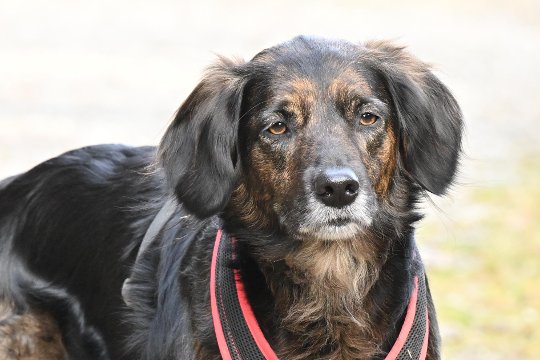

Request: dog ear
left=158, top=58, right=246, bottom=218
left=366, top=41, right=463, bottom=195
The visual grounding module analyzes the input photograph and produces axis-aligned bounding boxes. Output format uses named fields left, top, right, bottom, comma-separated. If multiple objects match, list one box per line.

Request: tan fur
left=328, top=71, right=371, bottom=102
left=0, top=303, right=67, bottom=360
left=230, top=183, right=274, bottom=229
left=266, top=239, right=386, bottom=359
left=289, top=78, right=317, bottom=96
left=284, top=78, right=317, bottom=123
left=375, top=125, right=398, bottom=196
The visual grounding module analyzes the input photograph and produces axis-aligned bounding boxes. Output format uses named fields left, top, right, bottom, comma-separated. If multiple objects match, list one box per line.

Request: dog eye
left=267, top=121, right=288, bottom=135
left=359, top=112, right=379, bottom=126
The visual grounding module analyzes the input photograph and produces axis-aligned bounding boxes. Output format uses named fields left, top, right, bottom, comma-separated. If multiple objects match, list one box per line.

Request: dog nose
left=313, top=167, right=359, bottom=208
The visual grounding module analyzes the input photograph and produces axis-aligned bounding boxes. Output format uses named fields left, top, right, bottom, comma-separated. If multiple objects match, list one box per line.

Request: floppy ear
left=366, top=41, right=463, bottom=195
left=158, top=58, right=246, bottom=218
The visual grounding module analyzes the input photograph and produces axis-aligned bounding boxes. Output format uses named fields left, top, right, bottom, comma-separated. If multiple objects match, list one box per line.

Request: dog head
left=159, top=36, right=462, bottom=241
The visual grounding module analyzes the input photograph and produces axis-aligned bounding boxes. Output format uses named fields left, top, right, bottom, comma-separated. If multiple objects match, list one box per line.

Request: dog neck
left=237, top=232, right=413, bottom=360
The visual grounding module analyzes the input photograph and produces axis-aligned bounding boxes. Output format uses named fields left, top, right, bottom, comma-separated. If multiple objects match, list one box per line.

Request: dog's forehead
left=249, top=38, right=376, bottom=99
left=252, top=36, right=361, bottom=65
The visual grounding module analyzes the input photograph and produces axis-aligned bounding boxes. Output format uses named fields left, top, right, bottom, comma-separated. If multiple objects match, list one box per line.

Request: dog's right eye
left=359, top=112, right=380, bottom=126
left=267, top=122, right=288, bottom=135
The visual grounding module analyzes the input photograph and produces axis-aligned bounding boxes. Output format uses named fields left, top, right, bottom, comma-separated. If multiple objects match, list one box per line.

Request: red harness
left=210, top=229, right=429, bottom=360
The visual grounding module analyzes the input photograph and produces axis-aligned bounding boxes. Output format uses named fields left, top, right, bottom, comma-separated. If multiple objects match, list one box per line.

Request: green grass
left=418, top=158, right=540, bottom=359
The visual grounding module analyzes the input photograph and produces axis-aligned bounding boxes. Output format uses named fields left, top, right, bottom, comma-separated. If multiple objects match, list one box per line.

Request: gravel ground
left=1, top=0, right=539, bottom=358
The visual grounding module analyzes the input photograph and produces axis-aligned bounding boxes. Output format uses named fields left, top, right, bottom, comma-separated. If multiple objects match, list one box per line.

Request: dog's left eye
left=267, top=121, right=288, bottom=135
left=359, top=112, right=379, bottom=126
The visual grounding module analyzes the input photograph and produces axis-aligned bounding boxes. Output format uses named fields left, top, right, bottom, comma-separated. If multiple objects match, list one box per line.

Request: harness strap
left=211, top=229, right=430, bottom=360
left=122, top=198, right=177, bottom=307
left=136, top=198, right=177, bottom=263
left=211, top=229, right=279, bottom=360
left=384, top=274, right=429, bottom=360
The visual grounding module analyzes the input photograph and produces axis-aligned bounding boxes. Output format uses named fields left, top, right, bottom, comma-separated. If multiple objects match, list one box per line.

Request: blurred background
left=1, top=0, right=538, bottom=358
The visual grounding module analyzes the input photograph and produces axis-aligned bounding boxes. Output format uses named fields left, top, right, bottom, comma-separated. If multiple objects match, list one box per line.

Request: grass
left=417, top=157, right=540, bottom=359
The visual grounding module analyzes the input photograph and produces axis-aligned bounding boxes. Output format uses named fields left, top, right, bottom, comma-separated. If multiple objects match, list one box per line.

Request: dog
left=0, top=36, right=462, bottom=359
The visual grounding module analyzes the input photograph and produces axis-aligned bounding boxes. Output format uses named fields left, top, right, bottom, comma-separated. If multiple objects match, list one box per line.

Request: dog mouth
left=327, top=217, right=351, bottom=227
left=277, top=191, right=376, bottom=241
left=297, top=217, right=363, bottom=241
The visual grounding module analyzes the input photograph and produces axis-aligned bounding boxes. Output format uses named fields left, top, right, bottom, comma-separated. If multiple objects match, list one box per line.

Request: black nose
left=313, top=167, right=360, bottom=208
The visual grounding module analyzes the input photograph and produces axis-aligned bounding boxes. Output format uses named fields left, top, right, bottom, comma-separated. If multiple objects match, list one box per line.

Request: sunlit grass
left=418, top=158, right=540, bottom=359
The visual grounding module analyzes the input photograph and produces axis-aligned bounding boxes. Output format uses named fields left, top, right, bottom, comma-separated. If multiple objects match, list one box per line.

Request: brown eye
left=268, top=121, right=288, bottom=135
left=359, top=112, right=379, bottom=126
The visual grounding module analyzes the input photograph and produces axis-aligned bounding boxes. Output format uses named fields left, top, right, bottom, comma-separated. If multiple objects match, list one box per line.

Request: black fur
left=364, top=42, right=462, bottom=194
left=0, top=37, right=462, bottom=359
left=159, top=60, right=246, bottom=218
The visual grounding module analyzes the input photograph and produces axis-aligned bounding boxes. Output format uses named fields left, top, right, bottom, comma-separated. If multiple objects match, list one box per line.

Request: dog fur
left=0, top=36, right=462, bottom=359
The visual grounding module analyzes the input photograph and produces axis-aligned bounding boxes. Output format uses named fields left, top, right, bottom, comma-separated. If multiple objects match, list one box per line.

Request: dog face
left=159, top=37, right=462, bottom=242
left=236, top=48, right=395, bottom=241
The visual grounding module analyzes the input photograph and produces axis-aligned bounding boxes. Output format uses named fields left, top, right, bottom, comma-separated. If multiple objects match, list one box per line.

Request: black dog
left=0, top=36, right=462, bottom=359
